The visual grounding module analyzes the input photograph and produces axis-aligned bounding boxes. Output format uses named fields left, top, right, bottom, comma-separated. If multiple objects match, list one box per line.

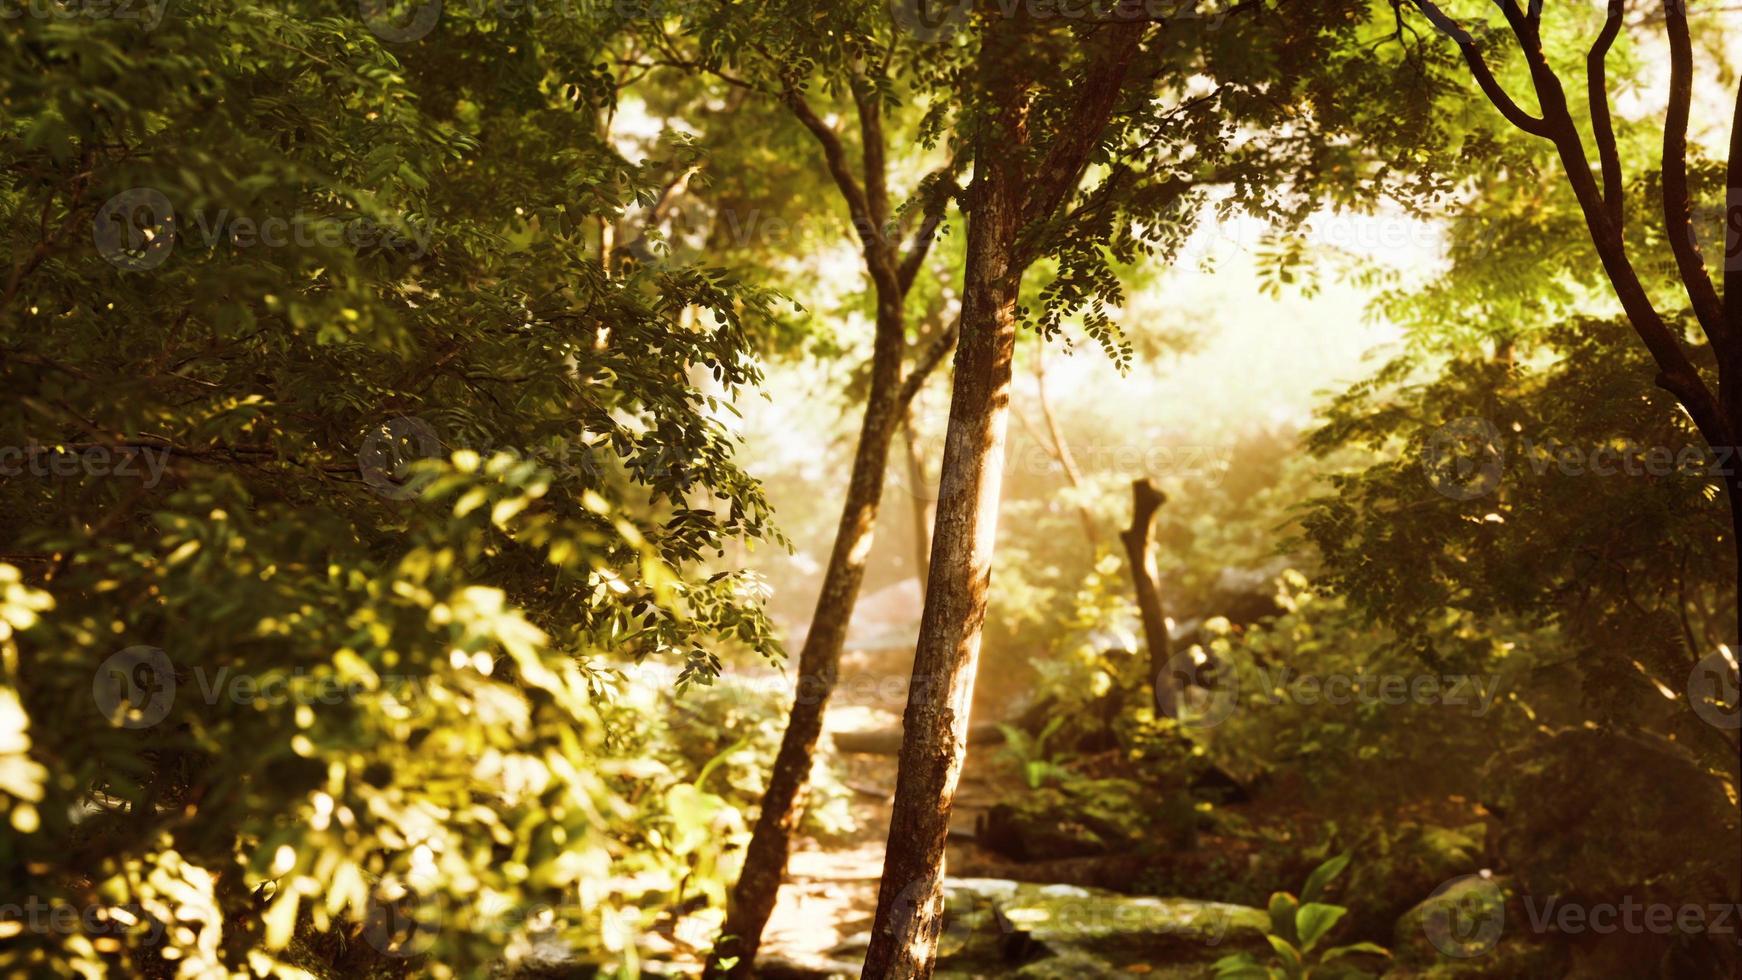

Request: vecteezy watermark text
left=93, top=187, right=431, bottom=271
left=1423, top=417, right=1737, bottom=500
left=0, top=444, right=170, bottom=487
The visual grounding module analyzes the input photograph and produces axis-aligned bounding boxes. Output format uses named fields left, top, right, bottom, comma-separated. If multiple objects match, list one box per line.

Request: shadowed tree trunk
left=862, top=20, right=1147, bottom=978
left=702, top=72, right=961, bottom=980
left=1120, top=478, right=1174, bottom=717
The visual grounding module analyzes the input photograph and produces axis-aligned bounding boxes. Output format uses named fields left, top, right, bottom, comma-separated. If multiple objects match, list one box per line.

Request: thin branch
left=896, top=160, right=963, bottom=295
left=849, top=71, right=893, bottom=251
left=1407, top=0, right=1555, bottom=138
left=895, top=317, right=959, bottom=410
left=778, top=83, right=885, bottom=267
left=1587, top=0, right=1625, bottom=231
left=1022, top=22, right=1151, bottom=231
left=1661, top=0, right=1729, bottom=351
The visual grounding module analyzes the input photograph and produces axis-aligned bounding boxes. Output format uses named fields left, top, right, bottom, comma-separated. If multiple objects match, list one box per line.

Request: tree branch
left=1021, top=23, right=1150, bottom=231
left=895, top=316, right=959, bottom=410
left=1587, top=0, right=1625, bottom=231
left=780, top=85, right=874, bottom=235
left=850, top=72, right=893, bottom=251
left=1661, top=0, right=1729, bottom=351
left=896, top=161, right=963, bottom=295
left=1407, top=0, right=1555, bottom=138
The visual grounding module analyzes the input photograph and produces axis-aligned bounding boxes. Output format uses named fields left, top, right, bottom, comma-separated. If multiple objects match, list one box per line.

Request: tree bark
left=862, top=20, right=1146, bottom=976
left=704, top=72, right=961, bottom=979
left=859, top=63, right=1029, bottom=980
left=1119, top=478, right=1174, bottom=717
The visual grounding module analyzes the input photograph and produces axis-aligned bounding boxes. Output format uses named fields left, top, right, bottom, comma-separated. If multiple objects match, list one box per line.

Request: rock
left=1393, top=873, right=1510, bottom=965
left=935, top=877, right=1266, bottom=977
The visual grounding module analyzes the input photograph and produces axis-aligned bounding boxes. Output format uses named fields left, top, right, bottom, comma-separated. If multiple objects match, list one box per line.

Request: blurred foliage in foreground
left=0, top=2, right=798, bottom=976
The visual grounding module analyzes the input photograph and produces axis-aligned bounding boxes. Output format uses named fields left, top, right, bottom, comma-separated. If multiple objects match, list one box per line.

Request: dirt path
left=754, top=647, right=1016, bottom=971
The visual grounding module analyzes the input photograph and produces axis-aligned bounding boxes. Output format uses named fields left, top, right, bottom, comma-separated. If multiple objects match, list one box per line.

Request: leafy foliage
left=1, top=3, right=786, bottom=975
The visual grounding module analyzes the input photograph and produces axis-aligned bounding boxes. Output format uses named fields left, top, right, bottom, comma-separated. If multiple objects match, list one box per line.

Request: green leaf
left=1299, top=852, right=1350, bottom=904
left=1294, top=902, right=1347, bottom=952
left=1212, top=952, right=1271, bottom=980
left=1320, top=941, right=1391, bottom=962
left=1265, top=934, right=1304, bottom=979
left=1267, top=891, right=1301, bottom=945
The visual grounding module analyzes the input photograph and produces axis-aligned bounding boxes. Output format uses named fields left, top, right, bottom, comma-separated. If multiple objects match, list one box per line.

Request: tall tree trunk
left=902, top=407, right=933, bottom=592
left=860, top=170, right=1025, bottom=980
left=860, top=35, right=1033, bottom=980
left=703, top=57, right=973, bottom=974
left=862, top=20, right=1146, bottom=976
left=704, top=314, right=905, bottom=979
left=1119, top=478, right=1174, bottom=717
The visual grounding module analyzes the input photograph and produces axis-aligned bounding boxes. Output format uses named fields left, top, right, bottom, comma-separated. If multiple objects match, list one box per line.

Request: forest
left=1, top=1, right=1739, bottom=978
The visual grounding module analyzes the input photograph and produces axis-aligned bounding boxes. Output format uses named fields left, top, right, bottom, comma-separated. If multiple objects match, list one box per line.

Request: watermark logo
left=1687, top=647, right=1739, bottom=731
left=1421, top=874, right=1505, bottom=959
left=0, top=444, right=170, bottom=486
left=360, top=0, right=442, bottom=41
left=1423, top=417, right=1505, bottom=501
left=93, top=188, right=175, bottom=271
left=888, top=0, right=973, bottom=42
left=93, top=645, right=175, bottom=728
left=358, top=416, right=444, bottom=500
left=1157, top=647, right=1238, bottom=728
left=0, top=0, right=169, bottom=29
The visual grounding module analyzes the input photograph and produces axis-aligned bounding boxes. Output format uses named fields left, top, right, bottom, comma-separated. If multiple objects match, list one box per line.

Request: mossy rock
left=936, top=878, right=1265, bottom=977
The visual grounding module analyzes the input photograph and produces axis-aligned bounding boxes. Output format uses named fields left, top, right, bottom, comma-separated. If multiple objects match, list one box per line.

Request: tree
left=860, top=1, right=1457, bottom=972
left=1, top=4, right=783, bottom=974
left=1121, top=478, right=1176, bottom=715
left=616, top=12, right=976, bottom=975
left=1392, top=0, right=1741, bottom=661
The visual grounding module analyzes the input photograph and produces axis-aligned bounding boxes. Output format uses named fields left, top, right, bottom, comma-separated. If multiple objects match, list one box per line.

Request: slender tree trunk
left=861, top=199, right=1023, bottom=980
left=902, top=407, right=933, bottom=592
left=1119, top=478, right=1174, bottom=716
left=1034, top=342, right=1100, bottom=549
left=704, top=315, right=905, bottom=978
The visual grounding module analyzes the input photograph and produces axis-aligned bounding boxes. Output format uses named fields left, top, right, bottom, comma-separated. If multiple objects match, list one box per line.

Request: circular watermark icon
left=1687, top=649, right=1740, bottom=731
left=887, top=0, right=973, bottom=42
left=360, top=0, right=442, bottom=42
left=1157, top=647, right=1238, bottom=728
left=93, top=645, right=175, bottom=728
left=1424, top=417, right=1505, bottom=501
left=358, top=416, right=444, bottom=500
left=1421, top=874, right=1505, bottom=959
left=362, top=872, right=443, bottom=958
left=93, top=188, right=175, bottom=271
